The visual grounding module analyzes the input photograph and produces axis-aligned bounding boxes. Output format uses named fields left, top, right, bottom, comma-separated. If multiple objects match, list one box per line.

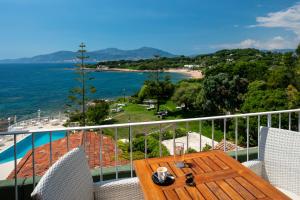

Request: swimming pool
left=0, top=131, right=66, bottom=164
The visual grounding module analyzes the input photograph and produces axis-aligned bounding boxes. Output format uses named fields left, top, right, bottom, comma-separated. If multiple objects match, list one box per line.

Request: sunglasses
left=185, top=173, right=196, bottom=187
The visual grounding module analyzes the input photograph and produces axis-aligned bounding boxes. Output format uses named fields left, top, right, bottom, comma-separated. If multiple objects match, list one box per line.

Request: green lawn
left=104, top=101, right=223, bottom=142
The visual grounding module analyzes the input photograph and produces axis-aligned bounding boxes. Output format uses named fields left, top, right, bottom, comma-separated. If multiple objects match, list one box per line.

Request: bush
left=151, top=130, right=173, bottom=140
left=132, top=135, right=169, bottom=158
left=202, top=144, right=212, bottom=152
left=175, top=128, right=188, bottom=138
left=86, top=100, right=110, bottom=125
left=151, top=128, right=188, bottom=141
left=186, top=147, right=197, bottom=153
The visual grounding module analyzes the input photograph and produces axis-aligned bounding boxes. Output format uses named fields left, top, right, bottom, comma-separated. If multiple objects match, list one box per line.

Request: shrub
left=202, top=144, right=212, bottom=152
left=186, top=147, right=197, bottom=153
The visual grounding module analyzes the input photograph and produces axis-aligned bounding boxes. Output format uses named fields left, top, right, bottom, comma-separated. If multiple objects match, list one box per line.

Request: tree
left=66, top=43, right=96, bottom=126
left=287, top=84, right=300, bottom=109
left=172, top=82, right=201, bottom=110
left=241, top=80, right=288, bottom=113
left=197, top=73, right=248, bottom=115
left=296, top=43, right=300, bottom=57
left=139, top=75, right=174, bottom=110
left=140, top=56, right=174, bottom=111
left=86, top=100, right=110, bottom=125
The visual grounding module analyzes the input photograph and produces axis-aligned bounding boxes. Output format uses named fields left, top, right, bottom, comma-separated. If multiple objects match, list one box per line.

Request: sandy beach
left=165, top=68, right=203, bottom=79
left=91, top=67, right=203, bottom=79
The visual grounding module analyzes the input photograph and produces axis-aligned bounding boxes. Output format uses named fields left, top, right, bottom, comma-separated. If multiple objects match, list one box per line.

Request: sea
left=0, top=63, right=187, bottom=120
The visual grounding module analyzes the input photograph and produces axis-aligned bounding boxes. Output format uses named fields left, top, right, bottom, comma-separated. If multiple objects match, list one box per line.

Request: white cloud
left=211, top=36, right=294, bottom=50
left=211, top=3, right=300, bottom=50
left=250, top=3, right=300, bottom=38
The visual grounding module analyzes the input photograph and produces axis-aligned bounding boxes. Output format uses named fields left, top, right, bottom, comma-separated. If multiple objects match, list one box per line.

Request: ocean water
left=0, top=63, right=187, bottom=119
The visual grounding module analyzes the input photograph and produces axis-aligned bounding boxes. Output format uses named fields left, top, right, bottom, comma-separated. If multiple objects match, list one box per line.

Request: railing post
left=298, top=112, right=300, bottom=132
left=235, top=118, right=238, bottom=160
left=14, top=134, right=18, bottom=200
left=99, top=130, right=103, bottom=182
left=289, top=112, right=291, bottom=130
left=267, top=114, right=271, bottom=127
left=223, top=118, right=226, bottom=152
left=186, top=122, right=189, bottom=151
left=129, top=125, right=133, bottom=177
left=246, top=116, right=249, bottom=161
left=278, top=113, right=281, bottom=129
left=211, top=120, right=214, bottom=149
left=115, top=128, right=118, bottom=180
left=49, top=131, right=52, bottom=166
left=32, top=133, right=36, bottom=188
left=144, top=128, right=147, bottom=159
left=257, top=115, right=260, bottom=159
left=173, top=123, right=176, bottom=155
left=199, top=121, right=202, bottom=152
left=159, top=124, right=162, bottom=157
left=66, top=131, right=69, bottom=151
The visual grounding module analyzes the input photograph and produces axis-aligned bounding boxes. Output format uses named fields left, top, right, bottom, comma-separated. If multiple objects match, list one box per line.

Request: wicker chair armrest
left=243, top=160, right=263, bottom=176
left=94, top=177, right=144, bottom=200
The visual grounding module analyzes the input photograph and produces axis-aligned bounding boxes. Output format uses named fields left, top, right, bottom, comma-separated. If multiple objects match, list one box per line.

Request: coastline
left=82, top=67, right=203, bottom=79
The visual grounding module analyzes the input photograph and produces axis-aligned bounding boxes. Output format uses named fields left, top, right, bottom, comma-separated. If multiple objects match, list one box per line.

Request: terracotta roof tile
left=213, top=139, right=240, bottom=151
left=7, top=132, right=128, bottom=179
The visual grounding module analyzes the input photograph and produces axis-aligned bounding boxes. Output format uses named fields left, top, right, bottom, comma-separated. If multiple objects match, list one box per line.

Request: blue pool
left=0, top=131, right=66, bottom=164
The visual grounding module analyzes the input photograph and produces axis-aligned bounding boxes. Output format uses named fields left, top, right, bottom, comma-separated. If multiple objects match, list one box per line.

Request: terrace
left=0, top=108, right=300, bottom=199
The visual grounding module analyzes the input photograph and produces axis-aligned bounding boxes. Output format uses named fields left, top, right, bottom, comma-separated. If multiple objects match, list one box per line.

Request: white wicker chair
left=243, top=127, right=300, bottom=199
left=31, top=147, right=144, bottom=200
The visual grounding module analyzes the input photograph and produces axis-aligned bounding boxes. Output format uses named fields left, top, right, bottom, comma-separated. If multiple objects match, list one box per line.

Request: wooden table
left=134, top=150, right=290, bottom=200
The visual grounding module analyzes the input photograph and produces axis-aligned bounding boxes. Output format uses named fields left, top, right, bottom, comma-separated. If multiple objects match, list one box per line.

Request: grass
left=104, top=101, right=223, bottom=142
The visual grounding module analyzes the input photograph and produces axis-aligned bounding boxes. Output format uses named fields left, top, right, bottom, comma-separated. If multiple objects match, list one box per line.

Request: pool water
left=0, top=131, right=66, bottom=164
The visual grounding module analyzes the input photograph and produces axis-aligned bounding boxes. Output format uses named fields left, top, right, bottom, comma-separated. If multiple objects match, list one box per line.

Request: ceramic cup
left=157, top=167, right=168, bottom=182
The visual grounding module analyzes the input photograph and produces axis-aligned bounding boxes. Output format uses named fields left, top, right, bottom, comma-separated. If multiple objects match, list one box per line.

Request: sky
left=0, top=0, right=300, bottom=59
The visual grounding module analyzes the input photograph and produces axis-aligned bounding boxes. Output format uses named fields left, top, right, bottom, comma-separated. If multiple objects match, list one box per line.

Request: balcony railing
left=1, top=108, right=300, bottom=200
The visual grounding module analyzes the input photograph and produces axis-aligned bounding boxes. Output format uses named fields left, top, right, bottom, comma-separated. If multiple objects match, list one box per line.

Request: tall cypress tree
left=66, top=43, right=96, bottom=126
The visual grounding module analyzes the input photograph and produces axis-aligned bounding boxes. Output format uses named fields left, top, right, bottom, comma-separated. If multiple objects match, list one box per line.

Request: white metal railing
left=1, top=108, right=300, bottom=200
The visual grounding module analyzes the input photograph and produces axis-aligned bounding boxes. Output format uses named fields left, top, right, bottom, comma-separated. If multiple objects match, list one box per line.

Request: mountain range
left=0, top=47, right=175, bottom=63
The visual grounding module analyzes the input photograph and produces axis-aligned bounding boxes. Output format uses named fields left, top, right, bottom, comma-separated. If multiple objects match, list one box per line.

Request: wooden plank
left=163, top=190, right=180, bottom=200
left=196, top=184, right=219, bottom=200
left=134, top=160, right=166, bottom=200
left=159, top=162, right=177, bottom=178
left=160, top=169, right=238, bottom=191
left=181, top=165, right=194, bottom=175
left=239, top=170, right=290, bottom=200
left=202, top=156, right=221, bottom=171
left=184, top=186, right=205, bottom=200
left=168, top=161, right=185, bottom=177
left=149, top=163, right=160, bottom=172
left=174, top=187, right=192, bottom=200
left=213, top=151, right=290, bottom=199
left=206, top=182, right=231, bottom=200
left=209, top=155, right=230, bottom=170
left=186, top=159, right=205, bottom=174
left=145, top=152, right=215, bottom=164
left=225, top=178, right=256, bottom=200
left=235, top=176, right=266, bottom=199
left=135, top=151, right=290, bottom=200
left=193, top=157, right=213, bottom=172
left=216, top=180, right=244, bottom=200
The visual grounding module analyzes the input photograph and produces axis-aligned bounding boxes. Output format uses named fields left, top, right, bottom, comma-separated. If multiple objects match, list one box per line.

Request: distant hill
left=0, top=47, right=175, bottom=63
left=262, top=49, right=295, bottom=53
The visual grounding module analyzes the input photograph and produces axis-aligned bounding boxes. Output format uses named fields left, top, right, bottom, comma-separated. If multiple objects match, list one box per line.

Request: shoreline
left=95, top=68, right=203, bottom=79
left=65, top=67, right=203, bottom=79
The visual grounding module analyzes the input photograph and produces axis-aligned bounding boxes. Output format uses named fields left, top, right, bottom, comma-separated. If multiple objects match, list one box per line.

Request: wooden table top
left=134, top=150, right=290, bottom=200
